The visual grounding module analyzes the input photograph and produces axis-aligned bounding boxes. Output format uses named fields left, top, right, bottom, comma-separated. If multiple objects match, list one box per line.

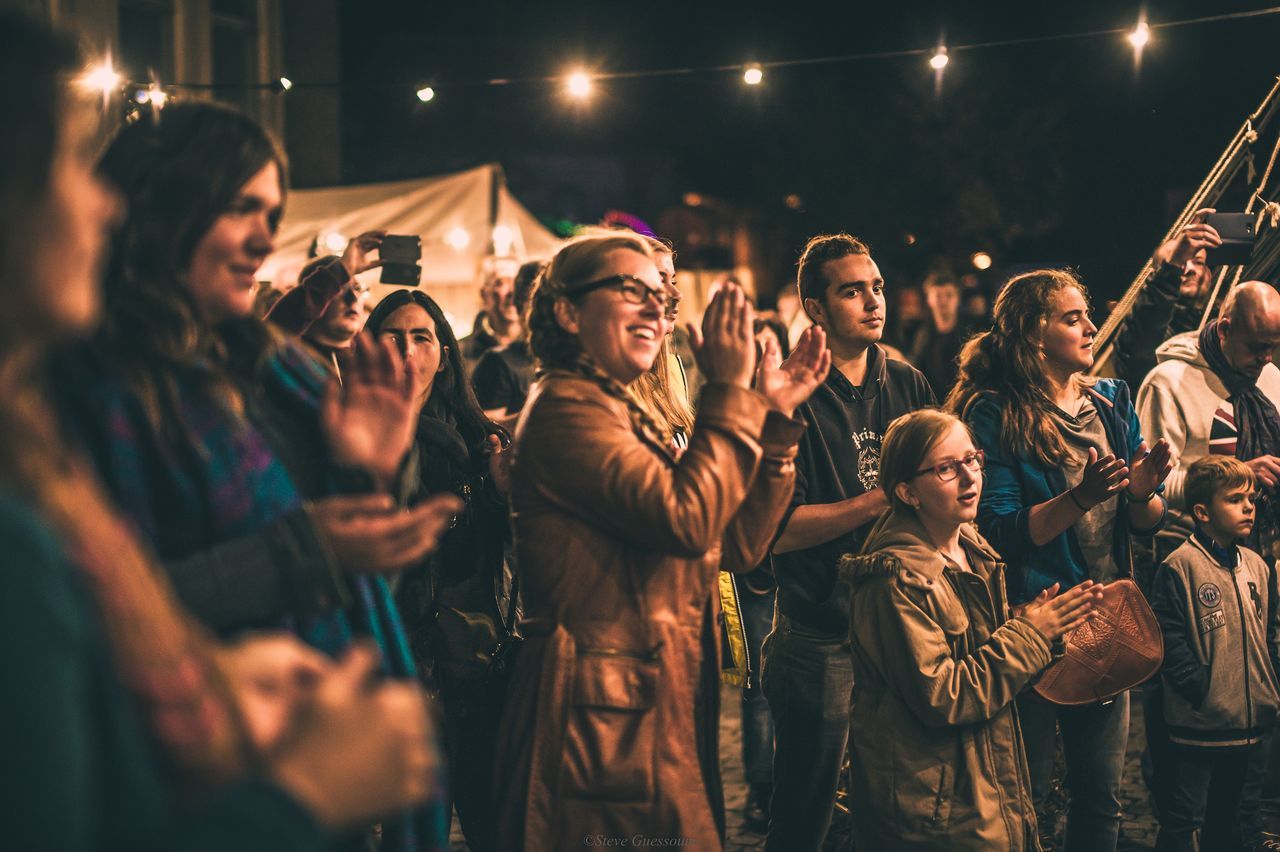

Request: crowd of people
left=8, top=11, right=1280, bottom=852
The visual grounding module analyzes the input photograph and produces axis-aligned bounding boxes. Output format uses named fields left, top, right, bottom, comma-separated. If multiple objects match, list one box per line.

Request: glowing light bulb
left=929, top=48, right=949, bottom=70
left=321, top=231, right=348, bottom=254
left=971, top=251, right=993, bottom=271
left=566, top=71, right=592, bottom=99
left=416, top=86, right=435, bottom=103
left=492, top=225, right=514, bottom=256
left=743, top=64, right=763, bottom=86
left=446, top=227, right=471, bottom=251
left=278, top=76, right=293, bottom=91
left=79, top=59, right=122, bottom=96
left=1128, top=21, right=1150, bottom=49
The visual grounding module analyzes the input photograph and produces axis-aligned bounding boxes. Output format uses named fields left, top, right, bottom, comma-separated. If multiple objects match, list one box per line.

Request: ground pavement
left=450, top=684, right=1160, bottom=850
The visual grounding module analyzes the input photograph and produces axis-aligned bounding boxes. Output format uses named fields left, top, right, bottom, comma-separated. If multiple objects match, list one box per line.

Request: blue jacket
left=964, top=378, right=1165, bottom=603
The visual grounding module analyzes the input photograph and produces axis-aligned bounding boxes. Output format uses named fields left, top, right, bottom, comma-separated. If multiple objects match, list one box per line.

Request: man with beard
left=1138, top=280, right=1280, bottom=563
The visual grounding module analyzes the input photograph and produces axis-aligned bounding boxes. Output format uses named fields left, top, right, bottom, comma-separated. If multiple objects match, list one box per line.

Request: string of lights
left=79, top=6, right=1280, bottom=109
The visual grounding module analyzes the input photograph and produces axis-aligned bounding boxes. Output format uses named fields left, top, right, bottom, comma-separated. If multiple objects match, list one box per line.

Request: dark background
left=338, top=0, right=1277, bottom=305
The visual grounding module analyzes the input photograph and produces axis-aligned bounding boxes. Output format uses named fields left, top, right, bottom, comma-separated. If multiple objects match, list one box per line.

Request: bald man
left=1137, top=280, right=1280, bottom=561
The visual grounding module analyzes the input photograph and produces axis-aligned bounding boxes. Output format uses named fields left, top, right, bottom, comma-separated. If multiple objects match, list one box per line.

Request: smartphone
left=379, top=234, right=422, bottom=286
left=1202, top=212, right=1255, bottom=267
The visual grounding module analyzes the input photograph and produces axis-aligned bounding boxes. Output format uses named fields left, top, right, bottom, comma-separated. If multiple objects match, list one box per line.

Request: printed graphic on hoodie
left=852, top=429, right=881, bottom=491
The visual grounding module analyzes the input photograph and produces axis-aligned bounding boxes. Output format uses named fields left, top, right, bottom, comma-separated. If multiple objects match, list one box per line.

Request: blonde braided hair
left=527, top=233, right=676, bottom=453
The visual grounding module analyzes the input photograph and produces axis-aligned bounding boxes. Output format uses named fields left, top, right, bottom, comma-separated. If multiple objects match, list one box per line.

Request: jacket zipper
left=1231, top=568, right=1254, bottom=734
left=728, top=574, right=751, bottom=681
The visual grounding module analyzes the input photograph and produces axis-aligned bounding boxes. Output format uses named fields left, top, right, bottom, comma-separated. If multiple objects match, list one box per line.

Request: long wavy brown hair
left=94, top=101, right=288, bottom=436
left=945, top=268, right=1093, bottom=468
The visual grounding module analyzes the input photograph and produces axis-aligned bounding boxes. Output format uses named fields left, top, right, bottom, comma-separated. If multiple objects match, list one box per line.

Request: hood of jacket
left=1155, top=329, right=1207, bottom=368
left=839, top=507, right=1000, bottom=588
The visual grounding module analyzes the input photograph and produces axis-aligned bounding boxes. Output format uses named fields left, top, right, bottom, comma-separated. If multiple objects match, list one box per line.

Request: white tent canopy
left=258, top=163, right=560, bottom=336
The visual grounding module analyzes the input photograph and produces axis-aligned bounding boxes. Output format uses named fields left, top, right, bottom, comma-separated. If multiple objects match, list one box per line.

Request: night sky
left=339, top=0, right=1277, bottom=306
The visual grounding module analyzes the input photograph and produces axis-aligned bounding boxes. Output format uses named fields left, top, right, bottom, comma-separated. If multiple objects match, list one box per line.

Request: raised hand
left=1020, top=580, right=1104, bottom=642
left=1072, top=446, right=1129, bottom=508
left=756, top=325, right=831, bottom=418
left=686, top=281, right=756, bottom=389
left=268, top=643, right=438, bottom=828
left=323, top=333, right=419, bottom=488
left=1126, top=439, right=1173, bottom=500
left=217, top=633, right=329, bottom=753
left=308, top=492, right=463, bottom=573
left=1153, top=208, right=1221, bottom=268
left=340, top=230, right=386, bottom=276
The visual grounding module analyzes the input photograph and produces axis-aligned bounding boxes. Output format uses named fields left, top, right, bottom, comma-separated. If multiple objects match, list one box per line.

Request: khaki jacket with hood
left=840, top=509, right=1053, bottom=851
left=491, top=373, right=803, bottom=851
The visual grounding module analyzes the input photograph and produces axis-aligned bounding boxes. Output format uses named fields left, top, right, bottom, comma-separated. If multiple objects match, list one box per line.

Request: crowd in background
left=9, top=11, right=1280, bottom=852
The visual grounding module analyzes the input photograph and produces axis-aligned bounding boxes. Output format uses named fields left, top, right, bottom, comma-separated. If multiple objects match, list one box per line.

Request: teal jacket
left=964, top=378, right=1166, bottom=603
left=0, top=490, right=326, bottom=852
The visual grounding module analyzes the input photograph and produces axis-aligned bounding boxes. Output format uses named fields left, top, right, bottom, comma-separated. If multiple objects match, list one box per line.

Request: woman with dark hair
left=365, top=288, right=513, bottom=852
left=842, top=408, right=1100, bottom=850
left=52, top=100, right=459, bottom=850
left=490, top=231, right=830, bottom=849
left=947, top=269, right=1173, bottom=852
left=0, top=12, right=438, bottom=851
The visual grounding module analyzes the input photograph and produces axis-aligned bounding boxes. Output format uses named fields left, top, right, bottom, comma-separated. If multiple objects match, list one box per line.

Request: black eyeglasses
left=569, top=274, right=670, bottom=313
left=911, top=449, right=985, bottom=482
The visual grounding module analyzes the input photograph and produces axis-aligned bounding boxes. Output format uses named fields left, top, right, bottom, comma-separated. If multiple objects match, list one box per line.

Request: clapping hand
left=687, top=281, right=756, bottom=389
left=1126, top=439, right=1172, bottom=501
left=1072, top=447, right=1129, bottom=509
left=308, top=492, right=462, bottom=573
left=323, top=333, right=420, bottom=489
left=218, top=634, right=329, bottom=754
left=1019, top=581, right=1104, bottom=642
left=755, top=325, right=831, bottom=418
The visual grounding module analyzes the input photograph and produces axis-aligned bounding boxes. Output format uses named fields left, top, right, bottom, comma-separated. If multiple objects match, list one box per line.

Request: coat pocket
left=893, top=760, right=953, bottom=832
left=563, top=650, right=659, bottom=802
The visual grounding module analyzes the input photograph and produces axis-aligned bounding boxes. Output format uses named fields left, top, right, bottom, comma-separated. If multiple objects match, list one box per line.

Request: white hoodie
left=1136, top=330, right=1280, bottom=543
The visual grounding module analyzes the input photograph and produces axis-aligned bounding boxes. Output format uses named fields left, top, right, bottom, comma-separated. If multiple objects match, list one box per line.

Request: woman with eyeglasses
left=947, top=269, right=1172, bottom=852
left=842, top=408, right=1102, bottom=850
left=490, top=232, right=829, bottom=850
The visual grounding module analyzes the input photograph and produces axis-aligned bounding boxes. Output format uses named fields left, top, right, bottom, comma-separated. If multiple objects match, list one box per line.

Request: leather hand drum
left=1032, top=578, right=1164, bottom=706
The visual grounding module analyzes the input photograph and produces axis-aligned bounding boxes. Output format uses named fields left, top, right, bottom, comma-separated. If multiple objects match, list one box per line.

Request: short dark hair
left=796, top=233, right=870, bottom=317
left=1185, top=455, right=1255, bottom=512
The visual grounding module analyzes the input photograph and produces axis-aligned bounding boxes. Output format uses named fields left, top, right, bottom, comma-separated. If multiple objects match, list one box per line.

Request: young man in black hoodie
left=763, top=233, right=935, bottom=850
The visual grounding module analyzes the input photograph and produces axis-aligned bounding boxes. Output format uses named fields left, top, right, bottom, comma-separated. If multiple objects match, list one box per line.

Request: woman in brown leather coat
left=491, top=232, right=829, bottom=850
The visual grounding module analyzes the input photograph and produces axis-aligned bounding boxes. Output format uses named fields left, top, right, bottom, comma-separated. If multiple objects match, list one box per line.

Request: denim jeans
left=761, top=614, right=854, bottom=852
left=740, top=586, right=776, bottom=789
left=437, top=673, right=507, bottom=852
left=1018, top=690, right=1130, bottom=852
left=1158, top=744, right=1253, bottom=851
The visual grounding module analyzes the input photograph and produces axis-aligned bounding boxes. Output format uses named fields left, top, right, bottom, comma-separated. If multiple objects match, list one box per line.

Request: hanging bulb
left=566, top=71, right=592, bottom=99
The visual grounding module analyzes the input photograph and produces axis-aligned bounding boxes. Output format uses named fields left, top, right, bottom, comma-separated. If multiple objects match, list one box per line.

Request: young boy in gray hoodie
left=1150, top=455, right=1280, bottom=851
